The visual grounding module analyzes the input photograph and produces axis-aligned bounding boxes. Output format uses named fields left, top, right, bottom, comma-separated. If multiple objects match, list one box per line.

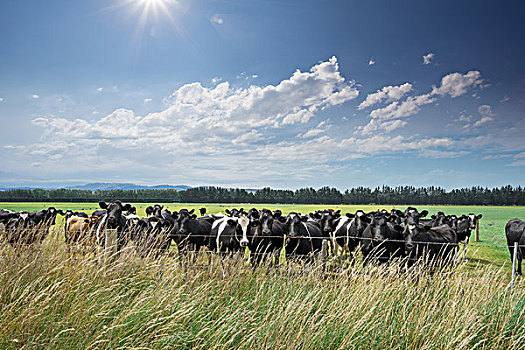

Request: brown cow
left=65, top=215, right=101, bottom=254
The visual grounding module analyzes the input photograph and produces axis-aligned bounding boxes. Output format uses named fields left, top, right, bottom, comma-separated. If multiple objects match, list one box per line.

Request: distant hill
left=69, top=183, right=192, bottom=191
left=0, top=183, right=192, bottom=191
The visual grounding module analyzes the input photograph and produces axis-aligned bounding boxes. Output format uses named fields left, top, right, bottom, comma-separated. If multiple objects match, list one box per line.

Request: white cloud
left=500, top=95, right=510, bottom=103
left=431, top=71, right=483, bottom=98
left=144, top=98, right=152, bottom=104
left=97, top=87, right=104, bottom=92
left=18, top=57, right=485, bottom=185
left=360, top=71, right=483, bottom=134
left=423, top=53, right=435, bottom=65
left=483, top=154, right=512, bottom=160
left=472, top=105, right=495, bottom=127
left=32, top=94, right=40, bottom=99
left=298, top=121, right=332, bottom=138
left=358, top=83, right=413, bottom=110
left=0, top=97, right=4, bottom=103
left=368, top=59, right=375, bottom=66
left=368, top=93, right=435, bottom=121
left=473, top=116, right=495, bottom=127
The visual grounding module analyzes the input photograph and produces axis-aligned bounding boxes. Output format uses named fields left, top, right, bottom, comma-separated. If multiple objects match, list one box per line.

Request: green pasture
left=1, top=202, right=523, bottom=267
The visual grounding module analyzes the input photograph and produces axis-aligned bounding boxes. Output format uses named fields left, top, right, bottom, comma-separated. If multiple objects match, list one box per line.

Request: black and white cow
left=95, top=200, right=132, bottom=256
left=209, top=214, right=251, bottom=256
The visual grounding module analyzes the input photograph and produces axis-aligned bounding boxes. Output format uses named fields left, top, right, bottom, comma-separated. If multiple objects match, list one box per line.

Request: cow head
left=44, top=207, right=64, bottom=225
left=368, top=212, right=394, bottom=241
left=177, top=210, right=197, bottom=235
left=284, top=212, right=308, bottom=238
left=318, top=210, right=341, bottom=236
left=99, top=200, right=132, bottom=229
left=237, top=214, right=252, bottom=248
left=468, top=213, right=482, bottom=230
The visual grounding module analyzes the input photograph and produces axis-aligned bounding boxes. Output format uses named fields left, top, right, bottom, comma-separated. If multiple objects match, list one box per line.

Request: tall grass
left=0, top=240, right=524, bottom=350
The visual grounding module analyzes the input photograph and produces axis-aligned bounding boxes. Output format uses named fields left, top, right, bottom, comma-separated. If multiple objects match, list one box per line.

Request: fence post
left=511, top=242, right=518, bottom=290
left=105, top=228, right=118, bottom=263
left=475, top=220, right=480, bottom=242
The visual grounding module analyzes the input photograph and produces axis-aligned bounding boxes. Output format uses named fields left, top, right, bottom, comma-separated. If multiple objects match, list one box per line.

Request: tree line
left=0, top=185, right=524, bottom=205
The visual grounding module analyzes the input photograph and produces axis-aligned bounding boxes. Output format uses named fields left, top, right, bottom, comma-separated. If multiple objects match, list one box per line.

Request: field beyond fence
left=1, top=203, right=524, bottom=349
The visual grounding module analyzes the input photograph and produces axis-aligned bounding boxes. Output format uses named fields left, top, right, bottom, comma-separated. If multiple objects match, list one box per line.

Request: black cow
left=146, top=204, right=164, bottom=218
left=132, top=216, right=172, bottom=258
left=247, top=210, right=285, bottom=267
left=175, top=209, right=213, bottom=262
left=505, top=218, right=525, bottom=275
left=4, top=207, right=64, bottom=246
left=402, top=211, right=458, bottom=268
left=361, top=212, right=404, bottom=265
left=281, top=212, right=324, bottom=263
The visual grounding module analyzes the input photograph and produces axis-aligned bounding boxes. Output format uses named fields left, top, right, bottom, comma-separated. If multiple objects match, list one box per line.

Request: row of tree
left=0, top=185, right=524, bottom=205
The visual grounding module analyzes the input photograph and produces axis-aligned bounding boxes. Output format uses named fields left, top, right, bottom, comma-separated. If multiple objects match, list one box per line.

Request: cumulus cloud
left=358, top=83, right=413, bottom=110
left=0, top=97, right=4, bottom=103
left=423, top=53, right=435, bottom=65
left=16, top=57, right=481, bottom=185
left=368, top=59, right=375, bottom=66
left=97, top=87, right=104, bottom=92
left=359, top=71, right=483, bottom=134
left=32, top=94, right=40, bottom=99
left=144, top=98, right=152, bottom=104
left=431, top=71, right=483, bottom=98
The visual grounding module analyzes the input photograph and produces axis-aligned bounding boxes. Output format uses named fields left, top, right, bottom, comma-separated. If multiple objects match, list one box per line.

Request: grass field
left=1, top=202, right=524, bottom=349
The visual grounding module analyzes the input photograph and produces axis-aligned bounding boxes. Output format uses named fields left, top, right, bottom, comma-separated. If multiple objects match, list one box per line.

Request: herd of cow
left=0, top=200, right=492, bottom=270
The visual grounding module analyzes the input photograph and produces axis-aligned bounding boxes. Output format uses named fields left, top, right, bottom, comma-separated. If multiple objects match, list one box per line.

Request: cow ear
left=388, top=216, right=396, bottom=222
left=273, top=212, right=281, bottom=219
left=239, top=208, right=244, bottom=213
left=190, top=214, right=197, bottom=220
left=57, top=210, right=65, bottom=215
left=123, top=204, right=132, bottom=211
left=346, top=213, right=355, bottom=218
left=83, top=219, right=90, bottom=223
left=99, top=202, right=108, bottom=209
left=188, top=209, right=195, bottom=214
left=431, top=215, right=436, bottom=219
left=146, top=206, right=153, bottom=215
left=227, top=219, right=237, bottom=226
left=300, top=216, right=308, bottom=222
left=277, top=216, right=287, bottom=223
left=225, top=209, right=231, bottom=215
left=160, top=206, right=164, bottom=210
left=361, top=216, right=371, bottom=223
left=477, top=214, right=483, bottom=219
left=420, top=210, right=429, bottom=218
left=395, top=210, right=404, bottom=217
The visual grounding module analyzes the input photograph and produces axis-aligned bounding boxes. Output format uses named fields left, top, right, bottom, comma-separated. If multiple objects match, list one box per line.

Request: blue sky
left=1, top=0, right=524, bottom=189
